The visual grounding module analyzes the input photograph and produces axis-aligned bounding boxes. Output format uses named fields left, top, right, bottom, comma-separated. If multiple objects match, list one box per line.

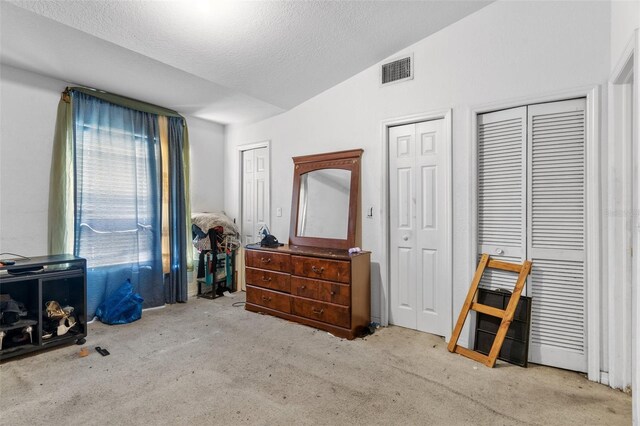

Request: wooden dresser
left=244, top=244, right=370, bottom=339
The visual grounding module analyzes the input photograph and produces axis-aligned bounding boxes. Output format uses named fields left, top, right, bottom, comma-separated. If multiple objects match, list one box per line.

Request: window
left=50, top=87, right=190, bottom=316
left=75, top=122, right=160, bottom=267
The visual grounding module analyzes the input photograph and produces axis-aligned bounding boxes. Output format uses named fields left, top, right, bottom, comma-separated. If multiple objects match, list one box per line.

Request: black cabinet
left=0, top=255, right=87, bottom=360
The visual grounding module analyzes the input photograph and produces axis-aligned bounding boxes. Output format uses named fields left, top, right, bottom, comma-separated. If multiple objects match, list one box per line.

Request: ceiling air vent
left=381, top=54, right=413, bottom=85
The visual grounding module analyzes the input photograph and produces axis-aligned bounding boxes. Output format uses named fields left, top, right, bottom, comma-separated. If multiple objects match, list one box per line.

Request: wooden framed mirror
left=289, top=149, right=363, bottom=249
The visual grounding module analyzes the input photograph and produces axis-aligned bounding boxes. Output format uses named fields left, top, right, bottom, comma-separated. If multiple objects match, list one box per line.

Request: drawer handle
left=330, top=291, right=336, bottom=295
left=300, top=285, right=306, bottom=289
left=261, top=276, right=272, bottom=282
left=261, top=258, right=271, bottom=264
left=311, top=266, right=324, bottom=274
left=262, top=296, right=272, bottom=302
left=311, top=308, right=324, bottom=315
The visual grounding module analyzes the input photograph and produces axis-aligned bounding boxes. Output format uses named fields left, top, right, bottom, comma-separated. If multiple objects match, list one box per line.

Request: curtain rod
left=62, top=86, right=184, bottom=120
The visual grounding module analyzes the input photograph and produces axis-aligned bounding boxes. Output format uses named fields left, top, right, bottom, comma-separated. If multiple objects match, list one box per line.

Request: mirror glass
left=297, top=168, right=351, bottom=239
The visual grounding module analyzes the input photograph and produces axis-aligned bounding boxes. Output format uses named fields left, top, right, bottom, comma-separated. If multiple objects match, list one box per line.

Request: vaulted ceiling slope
left=2, top=1, right=491, bottom=124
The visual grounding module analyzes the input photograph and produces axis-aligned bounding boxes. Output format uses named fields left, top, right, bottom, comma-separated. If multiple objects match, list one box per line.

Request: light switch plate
left=276, top=207, right=282, bottom=217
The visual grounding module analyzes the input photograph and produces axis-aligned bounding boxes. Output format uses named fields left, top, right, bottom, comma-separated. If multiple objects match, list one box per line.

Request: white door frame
left=608, top=30, right=637, bottom=390
left=469, top=86, right=601, bottom=381
left=237, top=140, right=271, bottom=240
left=609, top=29, right=638, bottom=424
left=379, top=109, right=452, bottom=337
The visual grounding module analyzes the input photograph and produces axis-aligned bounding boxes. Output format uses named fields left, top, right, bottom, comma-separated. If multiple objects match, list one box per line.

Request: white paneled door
left=241, top=147, right=270, bottom=246
left=477, top=99, right=587, bottom=373
left=389, top=119, right=451, bottom=337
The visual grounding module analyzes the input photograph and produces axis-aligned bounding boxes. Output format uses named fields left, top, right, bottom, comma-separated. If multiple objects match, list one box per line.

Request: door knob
left=403, top=235, right=409, bottom=241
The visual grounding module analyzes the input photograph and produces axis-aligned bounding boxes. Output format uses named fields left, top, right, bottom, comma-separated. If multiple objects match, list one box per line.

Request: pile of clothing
left=192, top=212, right=240, bottom=252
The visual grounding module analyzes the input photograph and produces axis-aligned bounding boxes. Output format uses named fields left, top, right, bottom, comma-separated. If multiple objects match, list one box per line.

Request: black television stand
left=0, top=254, right=87, bottom=361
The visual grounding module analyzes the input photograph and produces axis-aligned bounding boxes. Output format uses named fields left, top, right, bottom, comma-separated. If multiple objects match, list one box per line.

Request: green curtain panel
left=48, top=94, right=74, bottom=255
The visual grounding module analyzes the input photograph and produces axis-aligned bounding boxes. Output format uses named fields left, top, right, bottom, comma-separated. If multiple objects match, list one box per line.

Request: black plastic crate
left=473, top=288, right=532, bottom=367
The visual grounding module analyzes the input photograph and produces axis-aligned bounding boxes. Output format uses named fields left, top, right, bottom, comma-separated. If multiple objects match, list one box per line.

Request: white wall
left=188, top=117, right=225, bottom=213
left=0, top=64, right=65, bottom=256
left=611, top=0, right=640, bottom=71
left=225, top=1, right=611, bottom=331
left=0, top=64, right=225, bottom=257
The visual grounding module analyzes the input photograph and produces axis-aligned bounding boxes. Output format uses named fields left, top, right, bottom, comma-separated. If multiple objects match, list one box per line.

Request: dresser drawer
left=291, top=298, right=350, bottom=328
left=246, top=250, right=290, bottom=272
left=291, top=277, right=350, bottom=306
left=246, top=268, right=290, bottom=293
left=291, top=256, right=350, bottom=283
left=246, top=286, right=291, bottom=314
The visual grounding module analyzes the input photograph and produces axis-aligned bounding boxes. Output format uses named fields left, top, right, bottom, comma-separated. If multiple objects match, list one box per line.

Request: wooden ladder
left=447, top=254, right=532, bottom=367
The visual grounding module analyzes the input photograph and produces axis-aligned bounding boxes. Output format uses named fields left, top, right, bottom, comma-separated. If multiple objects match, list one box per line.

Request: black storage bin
left=473, top=288, right=532, bottom=367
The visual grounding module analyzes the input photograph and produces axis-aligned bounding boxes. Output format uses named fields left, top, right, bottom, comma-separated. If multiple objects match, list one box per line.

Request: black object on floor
left=95, top=346, right=110, bottom=356
left=473, top=288, right=532, bottom=367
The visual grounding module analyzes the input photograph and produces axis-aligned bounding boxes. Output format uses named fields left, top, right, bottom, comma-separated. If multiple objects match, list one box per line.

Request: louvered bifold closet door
left=477, top=107, right=527, bottom=290
left=527, top=98, right=587, bottom=372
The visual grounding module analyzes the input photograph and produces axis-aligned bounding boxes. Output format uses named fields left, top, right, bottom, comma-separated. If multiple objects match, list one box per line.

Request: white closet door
left=527, top=99, right=587, bottom=372
left=254, top=147, right=269, bottom=239
left=241, top=149, right=256, bottom=246
left=241, top=147, right=270, bottom=246
left=477, top=107, right=527, bottom=290
left=389, top=124, right=418, bottom=328
left=415, top=120, right=450, bottom=336
left=389, top=120, right=451, bottom=337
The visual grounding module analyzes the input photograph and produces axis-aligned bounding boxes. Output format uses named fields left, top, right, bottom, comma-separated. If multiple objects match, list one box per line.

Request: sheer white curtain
left=72, top=91, right=164, bottom=316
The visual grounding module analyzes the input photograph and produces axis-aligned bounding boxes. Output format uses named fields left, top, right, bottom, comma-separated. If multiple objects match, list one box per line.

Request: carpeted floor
left=0, top=293, right=631, bottom=425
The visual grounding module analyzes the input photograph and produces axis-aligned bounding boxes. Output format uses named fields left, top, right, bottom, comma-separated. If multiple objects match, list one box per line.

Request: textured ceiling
left=2, top=1, right=492, bottom=124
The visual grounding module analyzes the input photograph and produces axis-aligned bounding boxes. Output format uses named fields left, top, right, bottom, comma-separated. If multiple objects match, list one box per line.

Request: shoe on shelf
left=57, top=316, right=77, bottom=337
left=45, top=301, right=66, bottom=320
left=24, top=325, right=33, bottom=344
